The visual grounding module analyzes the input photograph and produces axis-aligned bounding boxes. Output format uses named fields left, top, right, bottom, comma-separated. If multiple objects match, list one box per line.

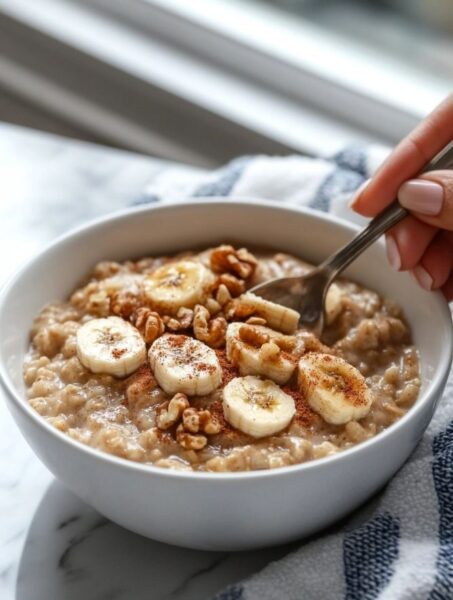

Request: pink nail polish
left=386, top=236, right=401, bottom=271
left=348, top=178, right=371, bottom=209
left=398, top=180, right=443, bottom=215
left=412, top=265, right=433, bottom=291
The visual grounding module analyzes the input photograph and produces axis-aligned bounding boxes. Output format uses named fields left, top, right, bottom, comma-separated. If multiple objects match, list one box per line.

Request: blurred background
left=0, top=0, right=451, bottom=167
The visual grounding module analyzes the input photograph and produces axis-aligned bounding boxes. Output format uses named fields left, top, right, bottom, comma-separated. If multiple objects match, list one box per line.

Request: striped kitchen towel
left=142, top=146, right=453, bottom=600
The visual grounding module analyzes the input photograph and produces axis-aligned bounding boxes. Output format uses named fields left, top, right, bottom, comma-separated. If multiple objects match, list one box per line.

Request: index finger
left=353, top=93, right=453, bottom=217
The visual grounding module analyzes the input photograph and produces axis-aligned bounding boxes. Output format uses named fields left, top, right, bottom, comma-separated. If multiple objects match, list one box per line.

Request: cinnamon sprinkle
left=281, top=384, right=315, bottom=428
left=215, top=349, right=239, bottom=385
left=111, top=347, right=126, bottom=359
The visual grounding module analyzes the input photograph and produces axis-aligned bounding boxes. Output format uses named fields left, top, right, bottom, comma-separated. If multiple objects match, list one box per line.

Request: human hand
left=351, top=94, right=453, bottom=301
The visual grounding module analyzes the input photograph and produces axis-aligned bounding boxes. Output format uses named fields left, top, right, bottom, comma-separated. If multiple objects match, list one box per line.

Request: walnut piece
left=210, top=245, right=258, bottom=280
left=132, top=308, right=165, bottom=344
left=176, top=424, right=207, bottom=450
left=239, top=324, right=297, bottom=359
left=224, top=297, right=256, bottom=321
left=111, top=289, right=142, bottom=318
left=163, top=307, right=194, bottom=331
left=205, top=297, right=222, bottom=315
left=70, top=282, right=110, bottom=316
left=193, top=304, right=227, bottom=348
left=157, top=394, right=220, bottom=451
left=157, top=393, right=190, bottom=429
left=217, top=273, right=245, bottom=297
left=239, top=324, right=269, bottom=347
left=215, top=283, right=232, bottom=307
left=182, top=407, right=221, bottom=435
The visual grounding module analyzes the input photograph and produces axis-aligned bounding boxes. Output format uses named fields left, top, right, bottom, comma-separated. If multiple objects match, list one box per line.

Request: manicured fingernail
left=348, top=178, right=371, bottom=209
left=412, top=264, right=433, bottom=291
left=398, top=179, right=443, bottom=215
left=386, top=236, right=401, bottom=271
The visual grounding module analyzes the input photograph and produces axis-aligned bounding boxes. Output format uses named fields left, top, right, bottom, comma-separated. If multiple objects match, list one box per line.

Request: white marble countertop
left=0, top=124, right=293, bottom=600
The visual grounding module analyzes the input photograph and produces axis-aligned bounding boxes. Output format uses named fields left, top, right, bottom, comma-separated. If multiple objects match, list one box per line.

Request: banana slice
left=325, top=283, right=344, bottom=324
left=76, top=316, right=146, bottom=377
left=143, top=260, right=214, bottom=314
left=223, top=376, right=296, bottom=438
left=238, top=292, right=299, bottom=334
left=149, top=334, right=222, bottom=395
left=298, top=352, right=372, bottom=425
left=226, top=322, right=296, bottom=384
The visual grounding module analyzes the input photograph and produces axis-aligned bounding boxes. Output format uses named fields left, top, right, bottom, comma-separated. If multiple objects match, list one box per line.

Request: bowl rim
left=0, top=197, right=452, bottom=481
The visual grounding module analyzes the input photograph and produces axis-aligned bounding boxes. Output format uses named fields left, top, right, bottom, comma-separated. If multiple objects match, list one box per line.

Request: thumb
left=397, top=170, right=453, bottom=230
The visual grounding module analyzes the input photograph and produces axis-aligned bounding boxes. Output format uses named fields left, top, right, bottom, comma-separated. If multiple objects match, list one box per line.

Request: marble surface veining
left=0, top=124, right=293, bottom=600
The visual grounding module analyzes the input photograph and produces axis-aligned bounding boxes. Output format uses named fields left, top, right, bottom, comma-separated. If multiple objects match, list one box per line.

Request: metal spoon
left=250, top=142, right=453, bottom=337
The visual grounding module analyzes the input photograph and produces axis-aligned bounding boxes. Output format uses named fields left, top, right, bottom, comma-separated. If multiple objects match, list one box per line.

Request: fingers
left=351, top=93, right=453, bottom=216
left=397, top=170, right=453, bottom=231
left=385, top=216, right=437, bottom=270
left=411, top=232, right=453, bottom=291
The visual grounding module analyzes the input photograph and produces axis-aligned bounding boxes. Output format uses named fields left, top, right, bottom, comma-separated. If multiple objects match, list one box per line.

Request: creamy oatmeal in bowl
left=1, top=200, right=451, bottom=549
left=24, top=245, right=421, bottom=472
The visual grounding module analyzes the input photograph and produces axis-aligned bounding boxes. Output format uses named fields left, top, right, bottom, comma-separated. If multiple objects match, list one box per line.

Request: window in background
left=256, top=0, right=453, bottom=84
left=1, top=0, right=450, bottom=164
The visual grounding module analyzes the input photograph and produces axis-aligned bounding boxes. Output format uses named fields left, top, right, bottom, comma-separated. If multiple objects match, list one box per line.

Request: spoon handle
left=322, top=141, right=453, bottom=278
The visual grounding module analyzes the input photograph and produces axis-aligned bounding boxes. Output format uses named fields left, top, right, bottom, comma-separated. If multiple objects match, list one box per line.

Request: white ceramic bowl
left=0, top=200, right=451, bottom=551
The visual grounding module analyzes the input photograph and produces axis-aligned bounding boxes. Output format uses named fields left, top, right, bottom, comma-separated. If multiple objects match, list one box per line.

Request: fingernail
left=398, top=179, right=443, bottom=215
left=348, top=178, right=371, bottom=209
left=412, top=264, right=433, bottom=291
left=386, top=236, right=401, bottom=271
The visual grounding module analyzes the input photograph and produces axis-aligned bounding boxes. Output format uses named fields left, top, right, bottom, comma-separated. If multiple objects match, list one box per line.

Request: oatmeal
left=24, top=246, right=420, bottom=472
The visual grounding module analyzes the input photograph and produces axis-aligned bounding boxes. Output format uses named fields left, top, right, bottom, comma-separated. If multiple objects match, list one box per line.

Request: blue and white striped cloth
left=142, top=147, right=453, bottom=600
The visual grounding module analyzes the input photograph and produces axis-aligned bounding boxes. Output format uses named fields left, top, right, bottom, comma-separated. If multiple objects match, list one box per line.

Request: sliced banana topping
left=143, top=260, right=214, bottom=314
left=298, top=352, right=372, bottom=425
left=223, top=376, right=296, bottom=438
left=325, top=283, right=344, bottom=324
left=226, top=322, right=296, bottom=385
left=76, top=316, right=146, bottom=377
left=149, top=334, right=222, bottom=395
left=238, top=292, right=299, bottom=334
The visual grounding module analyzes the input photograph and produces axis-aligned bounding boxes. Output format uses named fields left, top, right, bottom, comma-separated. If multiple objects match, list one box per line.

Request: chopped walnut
left=70, top=282, right=110, bottom=316
left=176, top=424, right=207, bottom=450
left=157, top=395, right=220, bottom=451
left=193, top=305, right=227, bottom=348
left=217, top=273, right=245, bottom=297
left=132, top=308, right=165, bottom=344
left=205, top=297, right=222, bottom=315
left=215, top=283, right=232, bottom=307
left=239, top=324, right=269, bottom=347
left=110, top=289, right=142, bottom=319
left=163, top=307, right=194, bottom=331
left=156, top=393, right=190, bottom=429
left=182, top=407, right=221, bottom=435
left=224, top=297, right=256, bottom=321
left=210, top=245, right=258, bottom=280
left=239, top=324, right=297, bottom=362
